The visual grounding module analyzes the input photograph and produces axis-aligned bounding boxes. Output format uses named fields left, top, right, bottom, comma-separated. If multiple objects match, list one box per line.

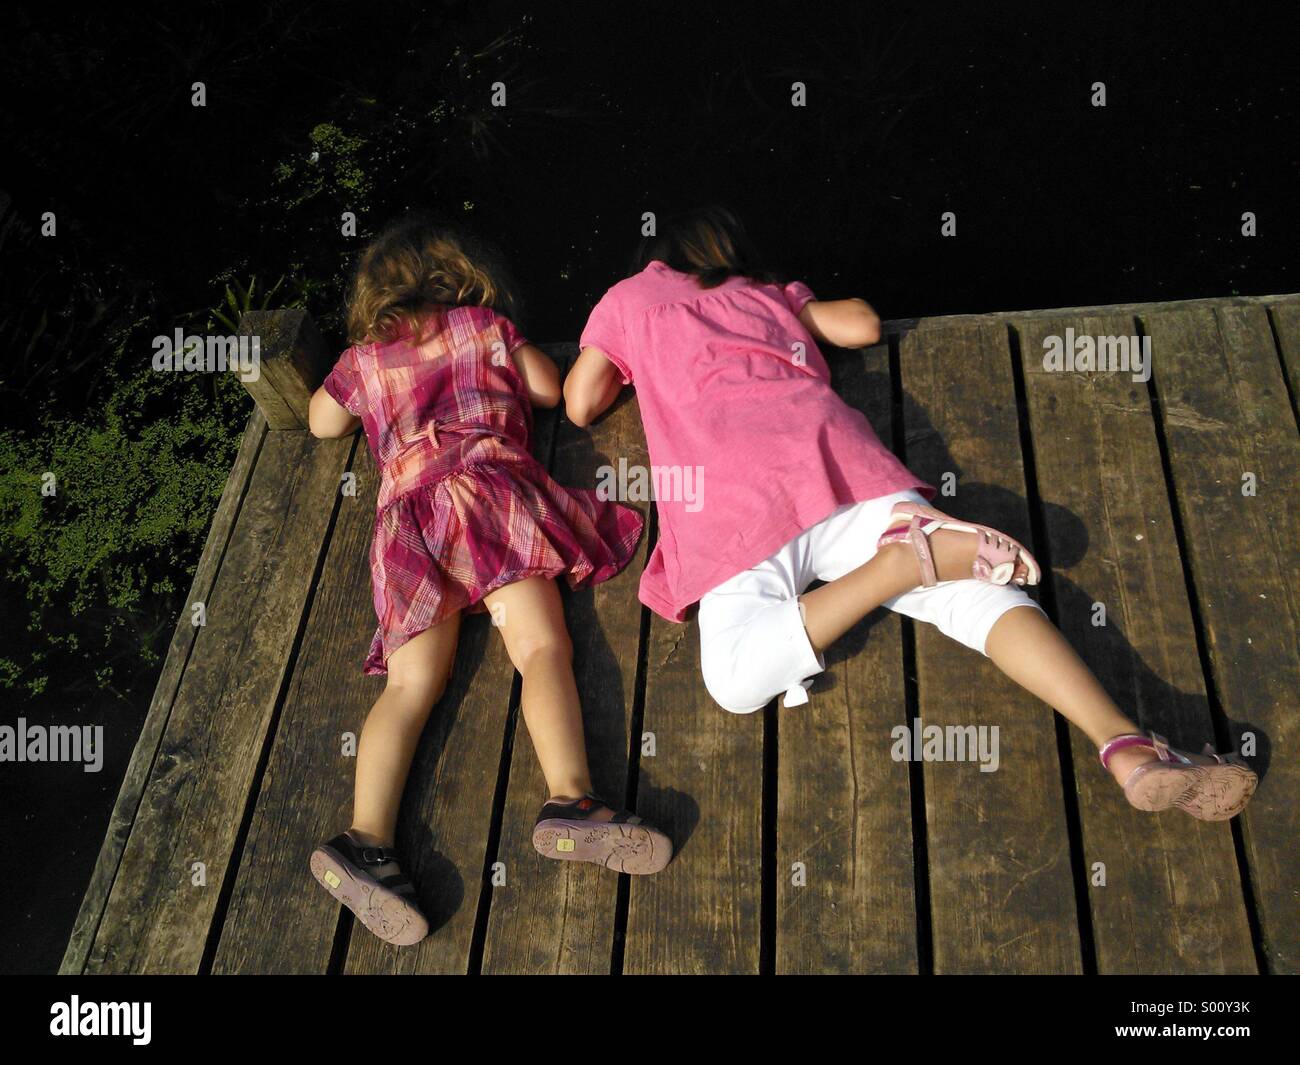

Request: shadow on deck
left=63, top=294, right=1300, bottom=974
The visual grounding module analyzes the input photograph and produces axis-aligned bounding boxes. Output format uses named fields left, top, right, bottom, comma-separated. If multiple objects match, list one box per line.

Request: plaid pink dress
left=322, top=305, right=644, bottom=675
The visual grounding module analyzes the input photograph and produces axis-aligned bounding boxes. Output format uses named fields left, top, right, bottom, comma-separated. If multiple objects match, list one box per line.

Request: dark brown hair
left=629, top=205, right=777, bottom=288
left=346, top=212, right=520, bottom=344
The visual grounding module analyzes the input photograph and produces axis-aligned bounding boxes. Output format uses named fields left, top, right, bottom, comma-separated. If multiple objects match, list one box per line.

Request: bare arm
left=563, top=345, right=624, bottom=428
left=511, top=342, right=563, bottom=408
left=798, top=298, right=882, bottom=348
left=309, top=386, right=361, bottom=438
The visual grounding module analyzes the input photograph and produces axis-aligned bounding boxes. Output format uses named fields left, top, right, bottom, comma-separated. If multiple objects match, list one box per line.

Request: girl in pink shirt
left=568, top=206, right=1256, bottom=823
left=307, top=215, right=671, bottom=946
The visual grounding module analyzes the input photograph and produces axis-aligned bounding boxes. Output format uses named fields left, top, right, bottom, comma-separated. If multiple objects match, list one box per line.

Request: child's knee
left=705, top=678, right=766, bottom=715
left=932, top=587, right=1044, bottom=656
left=974, top=598, right=1045, bottom=655
left=700, top=651, right=767, bottom=715
left=383, top=666, right=448, bottom=709
left=508, top=628, right=573, bottom=674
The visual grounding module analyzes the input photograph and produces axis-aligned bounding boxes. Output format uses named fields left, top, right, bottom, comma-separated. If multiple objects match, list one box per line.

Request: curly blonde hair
left=346, top=213, right=519, bottom=345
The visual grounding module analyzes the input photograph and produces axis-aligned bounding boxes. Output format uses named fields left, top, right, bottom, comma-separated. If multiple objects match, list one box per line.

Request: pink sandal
left=1099, top=731, right=1257, bottom=821
left=877, top=502, right=1041, bottom=587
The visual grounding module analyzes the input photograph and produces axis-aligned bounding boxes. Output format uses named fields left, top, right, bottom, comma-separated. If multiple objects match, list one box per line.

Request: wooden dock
left=62, top=294, right=1300, bottom=975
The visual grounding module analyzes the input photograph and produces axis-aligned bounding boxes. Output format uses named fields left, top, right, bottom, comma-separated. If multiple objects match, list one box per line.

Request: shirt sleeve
left=579, top=287, right=634, bottom=384
left=321, top=347, right=364, bottom=417
left=782, top=279, right=817, bottom=316
left=495, top=312, right=530, bottom=356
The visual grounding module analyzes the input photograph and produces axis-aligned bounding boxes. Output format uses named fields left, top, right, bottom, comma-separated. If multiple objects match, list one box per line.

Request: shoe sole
left=532, top=818, right=672, bottom=874
left=309, top=846, right=429, bottom=946
left=1125, top=762, right=1258, bottom=821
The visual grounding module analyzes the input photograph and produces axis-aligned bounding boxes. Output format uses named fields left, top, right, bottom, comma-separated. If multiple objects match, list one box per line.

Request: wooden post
left=237, top=309, right=328, bottom=430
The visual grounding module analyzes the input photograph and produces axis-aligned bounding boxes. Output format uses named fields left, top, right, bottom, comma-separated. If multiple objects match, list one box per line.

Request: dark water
left=6, top=3, right=1296, bottom=343
left=2, top=0, right=1296, bottom=972
left=515, top=3, right=1297, bottom=330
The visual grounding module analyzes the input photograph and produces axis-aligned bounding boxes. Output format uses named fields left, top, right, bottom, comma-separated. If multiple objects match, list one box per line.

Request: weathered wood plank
left=343, top=349, right=568, bottom=974
left=83, top=428, right=354, bottom=973
left=72, top=295, right=1300, bottom=975
left=1265, top=300, right=1300, bottom=430
left=481, top=358, right=650, bottom=974
left=238, top=310, right=328, bottom=430
left=622, top=610, right=765, bottom=974
left=884, top=292, right=1300, bottom=335
left=900, top=319, right=1082, bottom=973
left=1144, top=305, right=1300, bottom=973
left=60, top=406, right=267, bottom=975
left=1017, top=314, right=1255, bottom=973
left=776, top=342, right=917, bottom=974
left=211, top=439, right=378, bottom=974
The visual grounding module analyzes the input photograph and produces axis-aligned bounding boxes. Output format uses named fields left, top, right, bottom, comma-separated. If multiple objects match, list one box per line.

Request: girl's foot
left=309, top=831, right=429, bottom=945
left=532, top=794, right=673, bottom=874
left=878, top=502, right=1041, bottom=587
left=1099, top=731, right=1257, bottom=821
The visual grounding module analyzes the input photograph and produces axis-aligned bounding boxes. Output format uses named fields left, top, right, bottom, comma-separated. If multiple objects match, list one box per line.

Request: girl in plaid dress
left=306, top=215, right=671, bottom=946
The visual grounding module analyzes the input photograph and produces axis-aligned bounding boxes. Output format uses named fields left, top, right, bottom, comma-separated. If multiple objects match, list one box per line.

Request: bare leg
left=792, top=502, right=1152, bottom=783
left=984, top=605, right=1155, bottom=781
left=801, top=527, right=1027, bottom=653
left=351, top=614, right=461, bottom=847
left=483, top=576, right=614, bottom=820
left=793, top=499, right=1153, bottom=783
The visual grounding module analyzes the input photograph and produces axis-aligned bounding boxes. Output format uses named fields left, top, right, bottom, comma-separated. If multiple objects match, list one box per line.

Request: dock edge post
left=237, top=309, right=328, bottom=430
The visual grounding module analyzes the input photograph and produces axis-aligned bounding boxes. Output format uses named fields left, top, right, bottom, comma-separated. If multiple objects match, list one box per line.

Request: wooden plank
left=1017, top=313, right=1255, bottom=973
left=883, top=292, right=1300, bottom=335
left=72, top=295, right=1300, bottom=976
left=775, top=341, right=917, bottom=974
left=343, top=348, right=568, bottom=974
left=481, top=353, right=651, bottom=974
left=238, top=310, right=328, bottom=430
left=1143, top=304, right=1300, bottom=973
left=60, top=406, right=267, bottom=974
left=622, top=610, right=765, bottom=974
left=1265, top=299, right=1300, bottom=429
left=211, top=439, right=379, bottom=974
left=899, top=319, right=1082, bottom=973
left=82, top=428, right=354, bottom=973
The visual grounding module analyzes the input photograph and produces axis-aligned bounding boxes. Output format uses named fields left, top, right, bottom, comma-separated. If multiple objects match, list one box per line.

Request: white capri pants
left=698, top=490, right=1045, bottom=714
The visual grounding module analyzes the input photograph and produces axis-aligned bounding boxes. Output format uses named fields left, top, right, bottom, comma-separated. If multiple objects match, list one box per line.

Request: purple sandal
left=877, top=502, right=1041, bottom=587
left=309, top=831, right=429, bottom=946
left=532, top=794, right=672, bottom=874
left=1099, top=731, right=1257, bottom=821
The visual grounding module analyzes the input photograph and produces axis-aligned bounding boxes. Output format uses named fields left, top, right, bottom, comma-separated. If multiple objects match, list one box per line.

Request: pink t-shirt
left=580, top=261, right=933, bottom=621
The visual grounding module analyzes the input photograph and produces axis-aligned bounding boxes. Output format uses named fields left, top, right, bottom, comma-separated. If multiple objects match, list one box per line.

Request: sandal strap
left=329, top=832, right=404, bottom=868
left=1148, top=731, right=1194, bottom=765
left=1098, top=730, right=1192, bottom=770
left=1098, top=732, right=1155, bottom=769
left=536, top=793, right=642, bottom=825
left=877, top=505, right=1026, bottom=588
left=536, top=794, right=601, bottom=822
left=878, top=515, right=938, bottom=586
left=906, top=521, right=938, bottom=587
left=360, top=846, right=401, bottom=865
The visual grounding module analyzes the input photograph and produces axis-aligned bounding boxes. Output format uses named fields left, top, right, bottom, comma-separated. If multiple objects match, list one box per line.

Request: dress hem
left=362, top=520, right=645, bottom=676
